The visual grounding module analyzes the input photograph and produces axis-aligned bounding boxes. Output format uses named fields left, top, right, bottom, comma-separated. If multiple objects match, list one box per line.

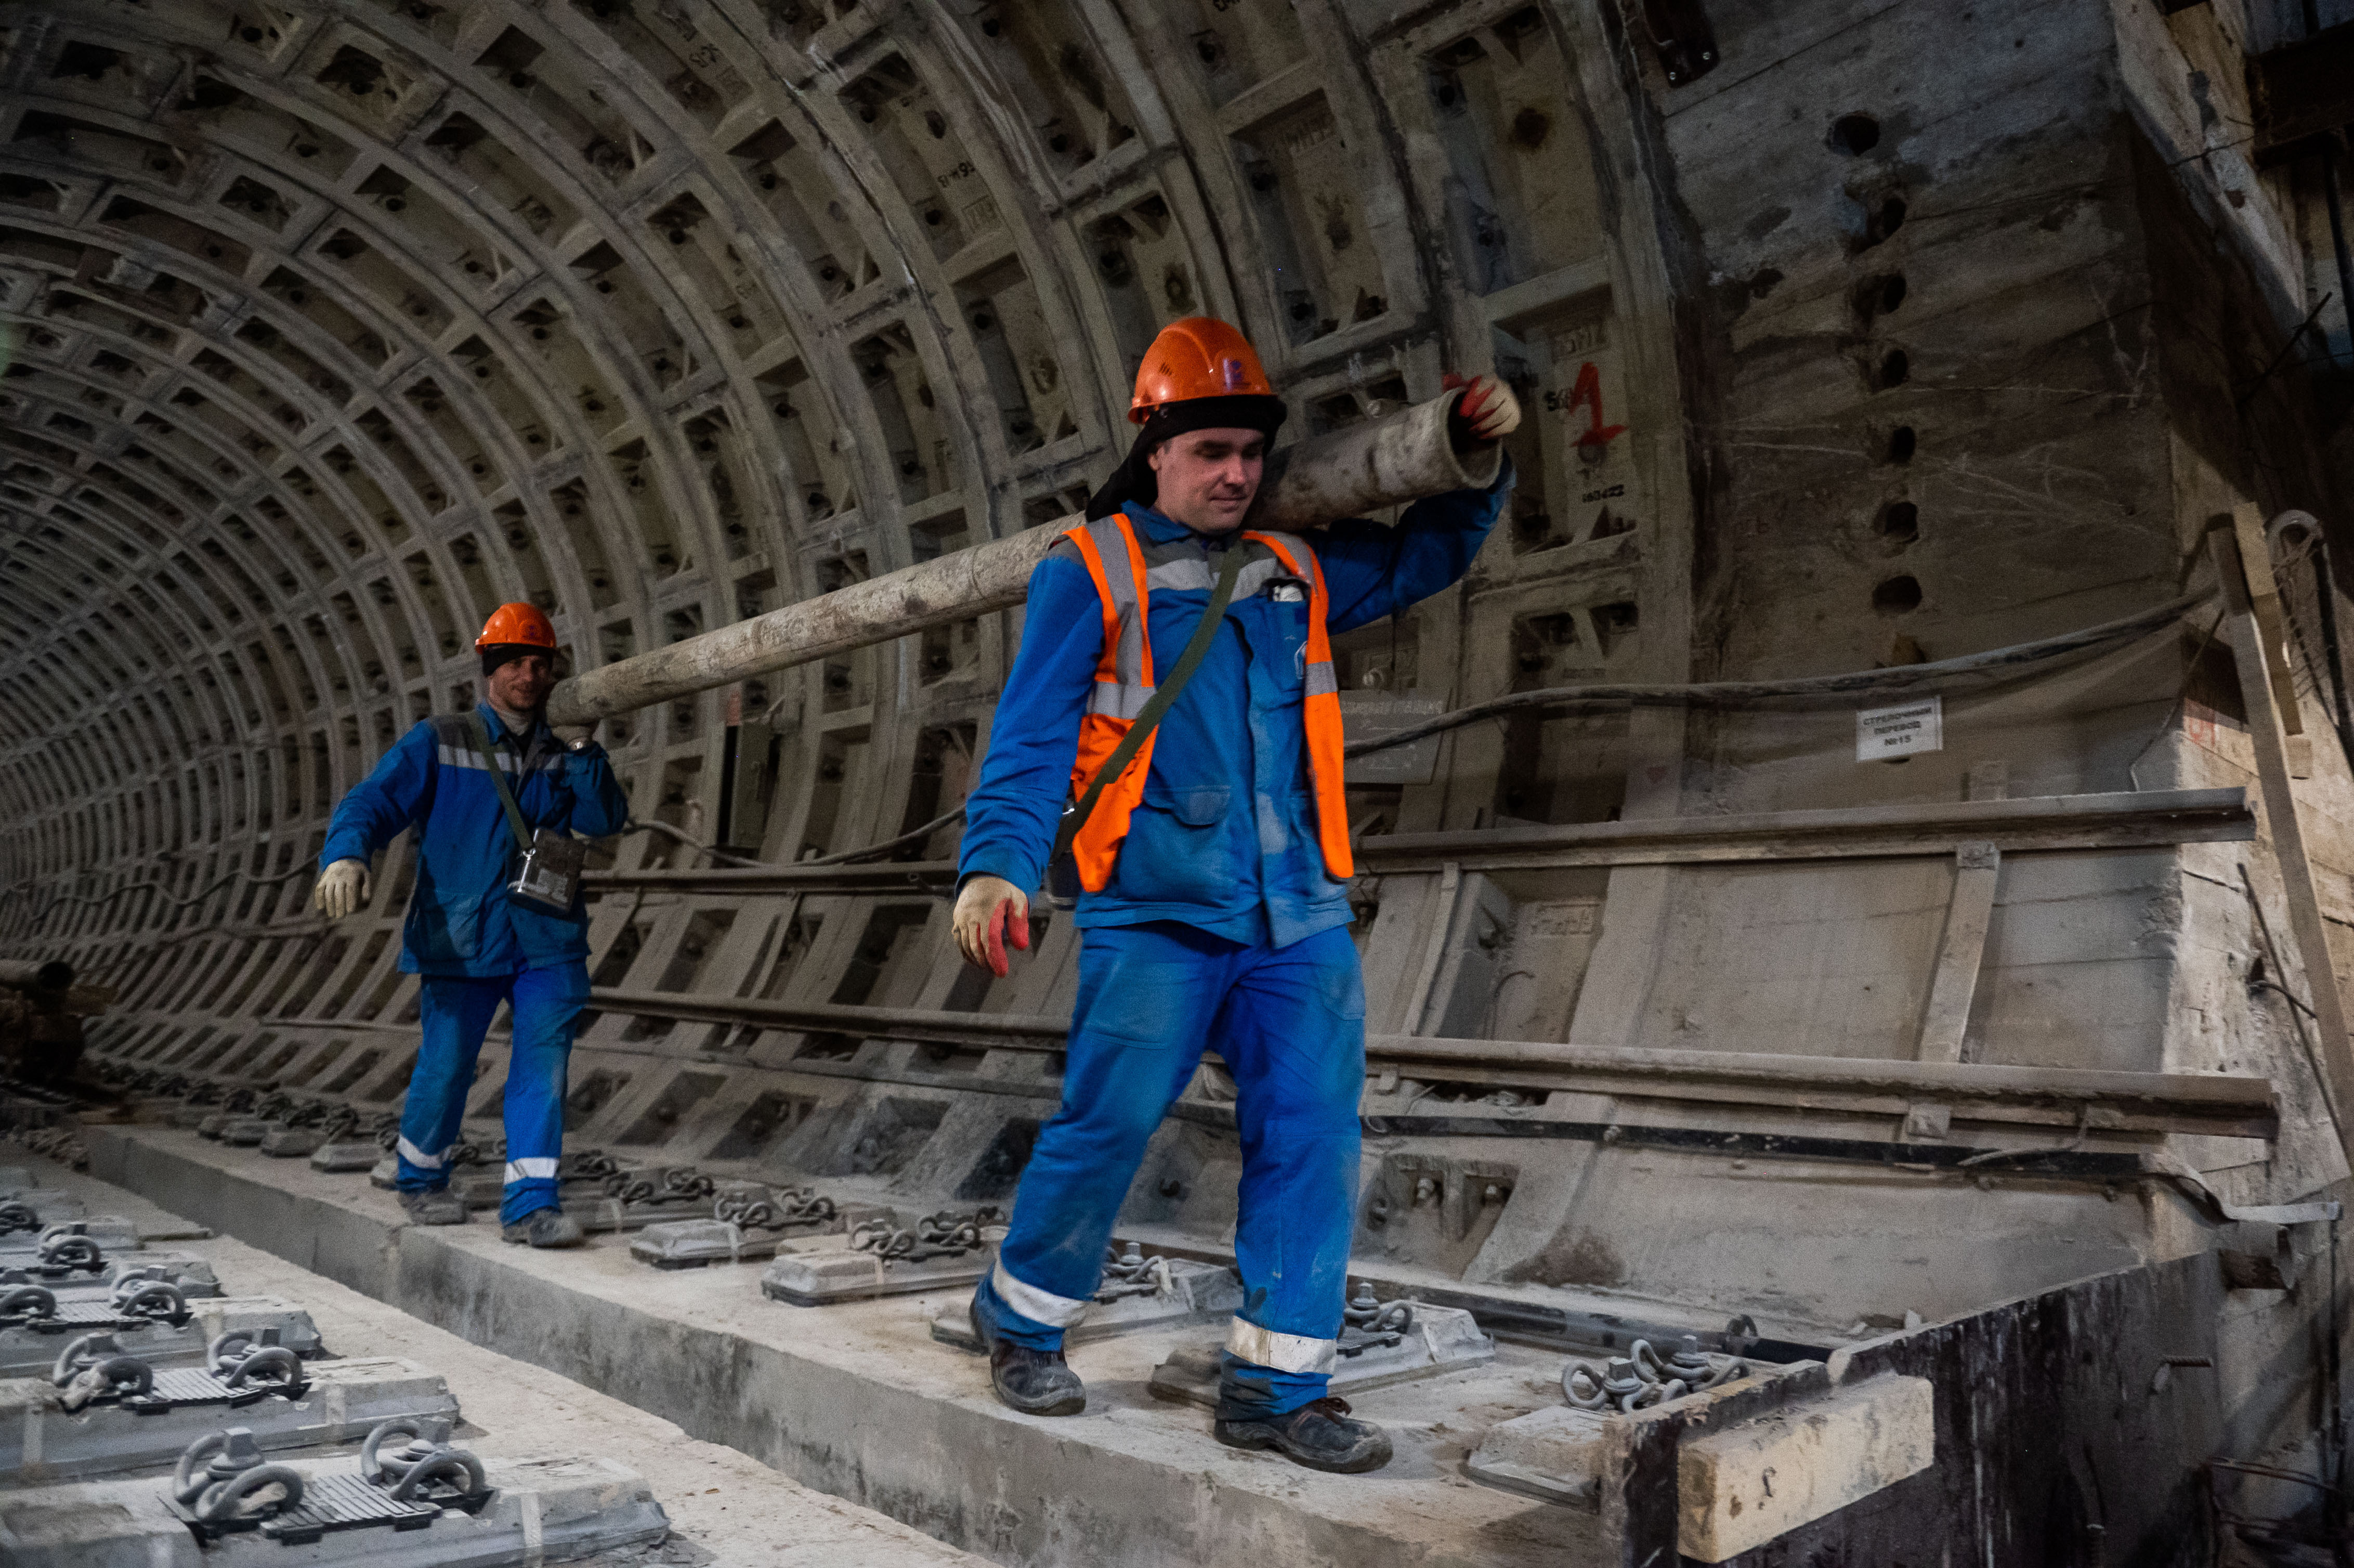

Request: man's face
left=487, top=652, right=555, bottom=714
left=1147, top=427, right=1266, bottom=535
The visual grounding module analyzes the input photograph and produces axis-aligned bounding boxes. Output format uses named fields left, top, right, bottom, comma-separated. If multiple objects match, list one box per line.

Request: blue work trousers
left=394, top=961, right=587, bottom=1226
left=974, top=922, right=1365, bottom=1417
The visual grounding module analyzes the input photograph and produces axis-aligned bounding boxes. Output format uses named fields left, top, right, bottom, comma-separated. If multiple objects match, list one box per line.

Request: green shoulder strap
left=1051, top=539, right=1247, bottom=865
left=466, top=713, right=537, bottom=856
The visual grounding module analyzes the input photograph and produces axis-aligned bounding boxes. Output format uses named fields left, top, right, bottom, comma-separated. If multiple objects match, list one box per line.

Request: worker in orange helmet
left=952, top=317, right=1518, bottom=1472
left=313, top=602, right=629, bottom=1247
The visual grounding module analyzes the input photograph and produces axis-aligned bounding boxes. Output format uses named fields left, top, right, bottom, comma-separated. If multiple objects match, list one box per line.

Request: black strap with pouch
left=467, top=713, right=588, bottom=917
left=1044, top=541, right=1246, bottom=907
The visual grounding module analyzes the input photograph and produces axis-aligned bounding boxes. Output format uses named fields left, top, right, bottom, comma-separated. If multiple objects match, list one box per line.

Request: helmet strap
left=479, top=643, right=551, bottom=680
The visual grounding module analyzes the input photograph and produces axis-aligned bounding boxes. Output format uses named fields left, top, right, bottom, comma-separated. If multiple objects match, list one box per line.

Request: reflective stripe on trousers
left=394, top=960, right=587, bottom=1227
left=974, top=920, right=1365, bottom=1417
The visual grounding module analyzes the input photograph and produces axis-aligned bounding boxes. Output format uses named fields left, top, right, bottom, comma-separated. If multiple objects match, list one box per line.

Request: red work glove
left=951, top=875, right=1031, bottom=978
left=1442, top=372, right=1522, bottom=448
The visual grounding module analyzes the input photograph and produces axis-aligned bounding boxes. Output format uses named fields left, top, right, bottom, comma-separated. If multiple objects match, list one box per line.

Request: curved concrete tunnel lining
left=0, top=0, right=1692, bottom=918
left=7, top=0, right=2354, bottom=1559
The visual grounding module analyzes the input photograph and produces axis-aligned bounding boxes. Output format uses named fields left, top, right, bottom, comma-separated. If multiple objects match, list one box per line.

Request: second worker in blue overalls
left=952, top=318, right=1518, bottom=1473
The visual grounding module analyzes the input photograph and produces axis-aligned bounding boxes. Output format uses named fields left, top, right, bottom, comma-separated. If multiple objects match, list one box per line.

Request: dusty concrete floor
left=7, top=1147, right=988, bottom=1568
left=77, top=1125, right=1606, bottom=1567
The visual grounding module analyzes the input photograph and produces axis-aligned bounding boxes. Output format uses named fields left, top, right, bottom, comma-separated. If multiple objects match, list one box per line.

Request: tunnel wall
left=6, top=0, right=2354, bottom=1376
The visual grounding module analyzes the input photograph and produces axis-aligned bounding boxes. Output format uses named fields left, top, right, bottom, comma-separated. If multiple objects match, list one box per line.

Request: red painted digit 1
left=1564, top=362, right=1627, bottom=461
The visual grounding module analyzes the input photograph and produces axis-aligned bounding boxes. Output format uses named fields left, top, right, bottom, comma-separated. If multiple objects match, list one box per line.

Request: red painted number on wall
left=1541, top=362, right=1627, bottom=459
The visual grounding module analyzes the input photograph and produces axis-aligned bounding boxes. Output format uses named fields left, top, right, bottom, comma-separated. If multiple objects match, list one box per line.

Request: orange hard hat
left=476, top=602, right=556, bottom=650
left=1129, top=318, right=1274, bottom=423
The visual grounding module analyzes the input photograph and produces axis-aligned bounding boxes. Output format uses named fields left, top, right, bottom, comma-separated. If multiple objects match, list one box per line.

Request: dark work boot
left=1214, top=1396, right=1393, bottom=1474
left=501, top=1208, right=584, bottom=1248
left=971, top=1304, right=1086, bottom=1417
left=398, top=1187, right=469, bottom=1225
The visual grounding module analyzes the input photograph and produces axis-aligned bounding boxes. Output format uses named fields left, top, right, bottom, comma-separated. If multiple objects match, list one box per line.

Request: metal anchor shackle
left=174, top=1427, right=307, bottom=1523
left=851, top=1218, right=919, bottom=1258
left=1634, top=1333, right=1745, bottom=1392
left=53, top=1332, right=141, bottom=1386
left=51, top=1332, right=154, bottom=1410
left=0, top=1282, right=58, bottom=1321
left=714, top=1189, right=779, bottom=1229
left=854, top=1207, right=991, bottom=1260
left=109, top=1266, right=193, bottom=1323
left=662, top=1167, right=715, bottom=1199
left=919, top=1210, right=984, bottom=1250
left=1343, top=1282, right=1416, bottom=1335
left=361, top=1415, right=489, bottom=1500
left=38, top=1231, right=104, bottom=1273
left=211, top=1330, right=305, bottom=1391
left=1562, top=1333, right=1749, bottom=1412
left=779, top=1186, right=835, bottom=1222
left=1095, top=1240, right=1174, bottom=1301
left=1563, top=1356, right=1658, bottom=1411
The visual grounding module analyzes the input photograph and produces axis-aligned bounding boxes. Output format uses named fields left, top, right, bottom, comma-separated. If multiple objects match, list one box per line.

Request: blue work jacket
left=319, top=704, right=630, bottom=977
left=959, top=465, right=1509, bottom=949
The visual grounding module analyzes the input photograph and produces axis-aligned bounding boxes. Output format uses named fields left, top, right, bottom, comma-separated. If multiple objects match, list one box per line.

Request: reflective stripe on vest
left=1059, top=514, right=1355, bottom=893
left=1243, top=528, right=1354, bottom=882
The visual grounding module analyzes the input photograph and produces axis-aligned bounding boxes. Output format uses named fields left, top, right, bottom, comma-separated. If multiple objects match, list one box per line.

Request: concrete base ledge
left=86, top=1126, right=1605, bottom=1568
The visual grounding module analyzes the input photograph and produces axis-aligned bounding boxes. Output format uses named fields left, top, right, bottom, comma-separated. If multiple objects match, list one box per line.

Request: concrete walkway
left=79, top=1125, right=1601, bottom=1568
left=9, top=1147, right=990, bottom=1568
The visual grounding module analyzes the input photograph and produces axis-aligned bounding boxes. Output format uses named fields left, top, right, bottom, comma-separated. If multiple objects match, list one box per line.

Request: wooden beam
left=2211, top=522, right=2354, bottom=1166
left=2234, top=502, right=2311, bottom=775
left=1916, top=842, right=2000, bottom=1064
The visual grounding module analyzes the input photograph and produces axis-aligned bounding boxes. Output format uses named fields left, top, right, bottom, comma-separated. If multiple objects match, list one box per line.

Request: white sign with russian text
left=1857, top=696, right=1942, bottom=761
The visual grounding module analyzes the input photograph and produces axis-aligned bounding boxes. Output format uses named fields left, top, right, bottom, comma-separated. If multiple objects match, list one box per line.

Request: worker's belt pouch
left=1045, top=807, right=1082, bottom=910
left=466, top=711, right=585, bottom=917
left=508, top=829, right=587, bottom=917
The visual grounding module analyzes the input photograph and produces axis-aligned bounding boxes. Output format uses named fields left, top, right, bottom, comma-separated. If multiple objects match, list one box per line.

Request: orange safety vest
left=1058, top=513, right=1353, bottom=893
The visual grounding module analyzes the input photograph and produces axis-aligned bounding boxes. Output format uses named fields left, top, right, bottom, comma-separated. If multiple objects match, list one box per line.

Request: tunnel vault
left=17, top=0, right=2354, bottom=1560
left=0, top=0, right=1692, bottom=908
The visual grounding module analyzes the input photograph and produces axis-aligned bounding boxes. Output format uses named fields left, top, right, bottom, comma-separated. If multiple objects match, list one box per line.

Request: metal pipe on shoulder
left=1249, top=387, right=1499, bottom=531
left=546, top=392, right=1499, bottom=726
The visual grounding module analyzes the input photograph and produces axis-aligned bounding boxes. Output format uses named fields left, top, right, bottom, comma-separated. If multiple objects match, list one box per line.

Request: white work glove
left=1444, top=372, right=1522, bottom=446
left=313, top=859, right=371, bottom=921
left=551, top=721, right=596, bottom=751
left=952, top=875, right=1030, bottom=978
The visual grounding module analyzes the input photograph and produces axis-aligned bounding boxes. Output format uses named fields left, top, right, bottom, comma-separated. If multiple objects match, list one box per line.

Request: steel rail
left=578, top=788, right=2253, bottom=893
left=578, top=987, right=2275, bottom=1138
